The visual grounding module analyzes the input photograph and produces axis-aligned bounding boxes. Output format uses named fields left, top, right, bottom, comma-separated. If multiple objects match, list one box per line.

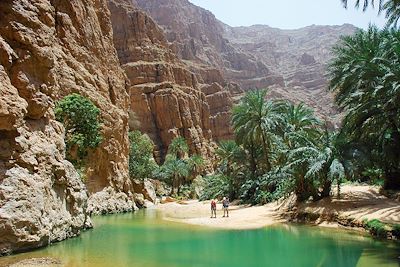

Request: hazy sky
left=188, top=0, right=387, bottom=29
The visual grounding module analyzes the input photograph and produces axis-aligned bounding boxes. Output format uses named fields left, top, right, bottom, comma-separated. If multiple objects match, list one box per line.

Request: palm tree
left=384, top=1, right=400, bottom=28
left=329, top=26, right=400, bottom=189
left=216, top=140, right=241, bottom=177
left=232, top=89, right=284, bottom=173
left=187, top=155, right=205, bottom=181
left=287, top=130, right=345, bottom=200
left=162, top=157, right=189, bottom=195
left=167, top=136, right=189, bottom=159
left=341, top=0, right=384, bottom=11
left=280, top=102, right=321, bottom=149
left=341, top=0, right=400, bottom=27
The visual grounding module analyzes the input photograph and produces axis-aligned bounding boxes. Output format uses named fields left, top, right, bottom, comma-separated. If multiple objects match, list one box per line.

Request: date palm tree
left=341, top=0, right=400, bottom=27
left=216, top=140, right=241, bottom=177
left=280, top=102, right=321, bottom=149
left=187, top=154, right=205, bottom=181
left=162, top=156, right=189, bottom=195
left=329, top=26, right=400, bottom=189
left=232, top=89, right=284, bottom=173
left=286, top=130, right=345, bottom=200
left=167, top=136, right=189, bottom=159
left=341, top=0, right=385, bottom=11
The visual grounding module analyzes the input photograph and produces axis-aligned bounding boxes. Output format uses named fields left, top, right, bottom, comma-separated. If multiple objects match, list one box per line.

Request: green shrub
left=55, top=93, right=102, bottom=166
left=392, top=224, right=400, bottom=238
left=364, top=219, right=387, bottom=238
left=128, top=131, right=158, bottom=180
left=200, top=174, right=230, bottom=201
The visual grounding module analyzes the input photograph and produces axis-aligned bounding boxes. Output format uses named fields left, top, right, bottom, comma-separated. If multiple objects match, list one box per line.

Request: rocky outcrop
left=108, top=0, right=221, bottom=162
left=0, top=0, right=133, bottom=254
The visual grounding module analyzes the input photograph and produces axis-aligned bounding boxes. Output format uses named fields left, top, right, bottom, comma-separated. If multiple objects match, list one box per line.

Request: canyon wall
left=108, top=0, right=230, bottom=163
left=0, top=0, right=135, bottom=254
left=134, top=0, right=357, bottom=123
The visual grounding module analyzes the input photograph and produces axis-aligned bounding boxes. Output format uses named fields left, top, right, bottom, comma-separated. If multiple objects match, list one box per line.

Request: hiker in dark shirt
left=210, top=199, right=217, bottom=218
left=222, top=197, right=229, bottom=217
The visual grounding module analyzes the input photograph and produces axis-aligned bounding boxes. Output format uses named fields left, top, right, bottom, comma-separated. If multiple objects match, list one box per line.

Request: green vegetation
left=127, top=131, right=205, bottom=195
left=202, top=90, right=347, bottom=203
left=124, top=8, right=400, bottom=203
left=363, top=219, right=388, bottom=238
left=55, top=93, right=102, bottom=166
left=329, top=26, right=400, bottom=190
left=154, top=137, right=205, bottom=195
left=392, top=224, right=400, bottom=238
left=128, top=131, right=158, bottom=180
left=201, top=23, right=400, bottom=203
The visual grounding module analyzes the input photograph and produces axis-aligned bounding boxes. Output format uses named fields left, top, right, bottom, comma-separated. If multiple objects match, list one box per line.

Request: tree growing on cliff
left=55, top=93, right=102, bottom=166
left=128, top=130, right=158, bottom=180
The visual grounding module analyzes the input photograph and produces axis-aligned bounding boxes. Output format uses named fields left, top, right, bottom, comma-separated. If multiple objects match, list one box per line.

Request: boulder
left=132, top=179, right=157, bottom=203
left=133, top=193, right=145, bottom=208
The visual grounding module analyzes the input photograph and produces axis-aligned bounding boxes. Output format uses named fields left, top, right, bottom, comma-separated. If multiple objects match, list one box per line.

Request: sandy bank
left=156, top=185, right=400, bottom=230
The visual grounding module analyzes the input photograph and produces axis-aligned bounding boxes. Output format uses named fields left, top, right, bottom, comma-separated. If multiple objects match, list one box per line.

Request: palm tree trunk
left=248, top=143, right=257, bottom=178
left=384, top=170, right=400, bottom=190
left=261, top=133, right=271, bottom=171
left=171, top=174, right=178, bottom=195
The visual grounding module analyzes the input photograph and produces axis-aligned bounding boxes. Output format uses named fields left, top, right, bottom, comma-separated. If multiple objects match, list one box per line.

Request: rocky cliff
left=135, top=0, right=280, bottom=90
left=108, top=0, right=228, bottom=163
left=134, top=0, right=357, bottom=122
left=0, top=0, right=135, bottom=255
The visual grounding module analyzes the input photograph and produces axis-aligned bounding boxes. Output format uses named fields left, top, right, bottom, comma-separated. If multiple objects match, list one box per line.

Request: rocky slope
left=135, top=0, right=357, bottom=122
left=224, top=24, right=357, bottom=122
left=0, top=0, right=135, bottom=255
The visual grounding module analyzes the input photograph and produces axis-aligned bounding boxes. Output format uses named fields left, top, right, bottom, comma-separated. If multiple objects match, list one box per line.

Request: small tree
left=187, top=155, right=205, bottom=179
left=167, top=136, right=189, bottom=159
left=55, top=93, right=102, bottom=166
left=128, top=131, right=158, bottom=180
left=155, top=137, right=205, bottom=195
left=161, top=156, right=190, bottom=195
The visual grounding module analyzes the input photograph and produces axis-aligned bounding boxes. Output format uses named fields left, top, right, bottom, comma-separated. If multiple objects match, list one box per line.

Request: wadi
left=0, top=0, right=399, bottom=266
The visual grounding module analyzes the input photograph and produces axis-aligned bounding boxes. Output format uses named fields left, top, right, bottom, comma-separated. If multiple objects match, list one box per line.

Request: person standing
left=210, top=199, right=217, bottom=218
left=222, top=197, right=229, bottom=217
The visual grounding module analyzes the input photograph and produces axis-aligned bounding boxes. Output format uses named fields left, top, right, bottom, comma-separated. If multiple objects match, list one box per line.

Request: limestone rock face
left=0, top=0, right=132, bottom=254
left=108, top=0, right=220, bottom=161
left=0, top=64, right=91, bottom=255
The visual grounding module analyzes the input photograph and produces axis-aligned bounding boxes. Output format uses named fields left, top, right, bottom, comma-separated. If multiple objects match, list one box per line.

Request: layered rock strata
left=108, top=0, right=225, bottom=162
left=135, top=0, right=279, bottom=91
left=224, top=24, right=357, bottom=123
left=134, top=0, right=357, bottom=123
left=0, top=0, right=134, bottom=254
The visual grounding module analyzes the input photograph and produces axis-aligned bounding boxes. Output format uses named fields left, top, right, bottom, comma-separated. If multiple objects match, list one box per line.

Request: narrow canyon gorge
left=0, top=0, right=357, bottom=255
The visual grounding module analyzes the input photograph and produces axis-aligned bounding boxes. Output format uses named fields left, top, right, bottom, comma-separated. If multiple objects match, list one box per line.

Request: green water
left=0, top=210, right=399, bottom=267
